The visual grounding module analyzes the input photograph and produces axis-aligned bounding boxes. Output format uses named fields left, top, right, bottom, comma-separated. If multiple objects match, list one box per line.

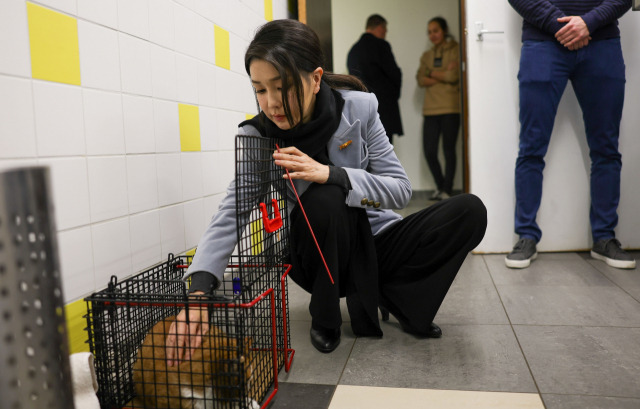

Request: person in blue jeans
left=506, top=0, right=636, bottom=269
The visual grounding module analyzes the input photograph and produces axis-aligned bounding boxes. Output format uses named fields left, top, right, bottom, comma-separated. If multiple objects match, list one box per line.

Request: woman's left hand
left=274, top=146, right=330, bottom=184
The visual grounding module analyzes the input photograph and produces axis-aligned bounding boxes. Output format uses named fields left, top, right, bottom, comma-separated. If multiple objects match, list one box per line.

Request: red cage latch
left=259, top=199, right=283, bottom=233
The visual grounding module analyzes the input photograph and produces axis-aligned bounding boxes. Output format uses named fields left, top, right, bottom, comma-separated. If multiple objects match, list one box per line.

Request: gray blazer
left=185, top=89, right=412, bottom=282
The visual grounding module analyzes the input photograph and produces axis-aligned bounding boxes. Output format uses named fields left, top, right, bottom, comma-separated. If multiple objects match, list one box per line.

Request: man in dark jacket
left=347, top=14, right=403, bottom=143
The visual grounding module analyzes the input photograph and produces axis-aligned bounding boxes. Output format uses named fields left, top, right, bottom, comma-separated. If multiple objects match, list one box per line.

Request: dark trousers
left=289, top=184, right=487, bottom=336
left=423, top=113, right=460, bottom=194
left=515, top=39, right=625, bottom=243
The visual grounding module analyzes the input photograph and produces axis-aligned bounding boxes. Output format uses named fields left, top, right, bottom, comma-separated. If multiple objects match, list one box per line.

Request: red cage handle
left=259, top=199, right=283, bottom=233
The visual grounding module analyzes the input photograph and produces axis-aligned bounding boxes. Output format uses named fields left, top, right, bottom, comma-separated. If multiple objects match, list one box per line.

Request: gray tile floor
left=267, top=192, right=640, bottom=409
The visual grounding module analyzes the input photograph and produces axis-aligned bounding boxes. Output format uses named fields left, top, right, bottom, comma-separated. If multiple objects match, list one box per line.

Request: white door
left=466, top=0, right=640, bottom=252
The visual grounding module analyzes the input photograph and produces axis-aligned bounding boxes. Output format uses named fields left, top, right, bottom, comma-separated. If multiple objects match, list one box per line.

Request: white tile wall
left=159, top=204, right=186, bottom=256
left=201, top=151, right=218, bottom=195
left=119, top=33, right=152, bottom=96
left=87, top=156, right=129, bottom=222
left=183, top=198, right=205, bottom=249
left=199, top=107, right=218, bottom=151
left=173, top=4, right=199, bottom=58
left=197, top=61, right=217, bottom=108
left=117, top=0, right=150, bottom=40
left=218, top=109, right=248, bottom=151
left=0, top=0, right=31, bottom=77
left=241, top=0, right=264, bottom=18
left=207, top=1, right=237, bottom=33
left=78, top=20, right=121, bottom=91
left=0, top=76, right=36, bottom=158
left=83, top=89, right=126, bottom=155
left=176, top=54, right=199, bottom=104
left=0, top=159, right=38, bottom=172
left=0, top=0, right=286, bottom=301
left=36, top=0, right=77, bottom=15
left=215, top=68, right=256, bottom=113
left=126, top=154, right=159, bottom=213
left=33, top=81, right=86, bottom=157
left=156, top=153, right=182, bottom=206
left=77, top=0, right=118, bottom=29
left=39, top=157, right=91, bottom=230
left=129, top=210, right=162, bottom=272
left=150, top=44, right=178, bottom=100
left=58, top=226, right=95, bottom=302
left=123, top=95, right=155, bottom=153
left=195, top=14, right=215, bottom=64
left=153, top=99, right=180, bottom=152
left=229, top=33, right=248, bottom=75
left=210, top=150, right=234, bottom=195
left=180, top=152, right=203, bottom=200
left=91, top=217, right=132, bottom=283
left=149, top=0, right=175, bottom=49
left=175, top=0, right=196, bottom=11
left=234, top=2, right=262, bottom=43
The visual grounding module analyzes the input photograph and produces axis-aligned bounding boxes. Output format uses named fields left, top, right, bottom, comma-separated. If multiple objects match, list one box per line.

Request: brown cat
left=132, top=315, right=261, bottom=409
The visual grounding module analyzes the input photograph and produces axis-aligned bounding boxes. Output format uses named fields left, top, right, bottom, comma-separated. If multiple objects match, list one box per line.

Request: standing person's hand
left=274, top=146, right=330, bottom=184
left=165, top=291, right=209, bottom=367
left=556, top=16, right=590, bottom=50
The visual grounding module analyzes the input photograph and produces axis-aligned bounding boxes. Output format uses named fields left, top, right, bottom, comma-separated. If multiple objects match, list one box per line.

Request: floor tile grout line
left=582, top=255, right=640, bottom=304
left=481, top=254, right=548, bottom=409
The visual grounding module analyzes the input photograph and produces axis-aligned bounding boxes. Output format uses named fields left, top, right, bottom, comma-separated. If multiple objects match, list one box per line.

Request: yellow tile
left=214, top=25, right=230, bottom=70
left=250, top=219, right=264, bottom=255
left=179, top=103, right=201, bottom=152
left=27, top=2, right=81, bottom=85
left=264, top=0, right=273, bottom=21
left=329, top=386, right=545, bottom=409
left=65, top=299, right=91, bottom=354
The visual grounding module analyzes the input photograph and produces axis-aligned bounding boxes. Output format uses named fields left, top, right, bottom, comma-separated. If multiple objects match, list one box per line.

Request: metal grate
left=0, top=167, right=75, bottom=409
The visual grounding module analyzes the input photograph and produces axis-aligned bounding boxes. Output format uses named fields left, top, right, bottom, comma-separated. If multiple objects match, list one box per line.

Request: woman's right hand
left=165, top=291, right=209, bottom=367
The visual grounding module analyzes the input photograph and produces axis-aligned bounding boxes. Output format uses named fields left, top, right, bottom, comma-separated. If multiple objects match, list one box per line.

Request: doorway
left=300, top=0, right=469, bottom=194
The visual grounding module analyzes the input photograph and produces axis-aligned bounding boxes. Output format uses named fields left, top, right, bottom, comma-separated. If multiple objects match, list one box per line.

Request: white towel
left=70, top=352, right=101, bottom=409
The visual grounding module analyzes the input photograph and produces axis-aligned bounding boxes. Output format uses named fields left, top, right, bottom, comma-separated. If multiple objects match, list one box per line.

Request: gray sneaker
left=505, top=238, right=537, bottom=268
left=591, top=238, right=636, bottom=269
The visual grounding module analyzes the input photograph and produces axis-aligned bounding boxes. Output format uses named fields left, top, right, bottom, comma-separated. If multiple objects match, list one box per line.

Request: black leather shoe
left=400, top=321, right=443, bottom=338
left=426, top=322, right=442, bottom=338
left=310, top=327, right=341, bottom=353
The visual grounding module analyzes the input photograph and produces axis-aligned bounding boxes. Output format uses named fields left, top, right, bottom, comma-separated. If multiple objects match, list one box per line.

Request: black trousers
left=289, top=184, right=486, bottom=336
left=423, top=113, right=461, bottom=194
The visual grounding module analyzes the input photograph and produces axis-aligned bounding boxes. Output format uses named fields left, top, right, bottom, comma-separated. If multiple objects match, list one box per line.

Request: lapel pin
left=339, top=140, right=352, bottom=150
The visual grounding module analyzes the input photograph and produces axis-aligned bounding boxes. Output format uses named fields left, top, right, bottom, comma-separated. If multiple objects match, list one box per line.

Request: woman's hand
left=274, top=146, right=330, bottom=183
left=165, top=291, right=209, bottom=367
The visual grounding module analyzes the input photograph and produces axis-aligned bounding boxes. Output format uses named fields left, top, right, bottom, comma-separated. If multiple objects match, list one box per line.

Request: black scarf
left=239, top=81, right=345, bottom=164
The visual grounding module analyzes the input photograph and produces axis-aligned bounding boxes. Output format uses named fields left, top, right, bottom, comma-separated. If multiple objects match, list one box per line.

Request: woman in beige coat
left=417, top=17, right=460, bottom=201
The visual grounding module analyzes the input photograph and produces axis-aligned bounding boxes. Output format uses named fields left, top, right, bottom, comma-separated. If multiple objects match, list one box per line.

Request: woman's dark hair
left=429, top=16, right=453, bottom=40
left=245, top=19, right=367, bottom=128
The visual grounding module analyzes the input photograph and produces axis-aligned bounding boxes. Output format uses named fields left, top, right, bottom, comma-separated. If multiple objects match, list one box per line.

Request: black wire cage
left=84, top=135, right=294, bottom=409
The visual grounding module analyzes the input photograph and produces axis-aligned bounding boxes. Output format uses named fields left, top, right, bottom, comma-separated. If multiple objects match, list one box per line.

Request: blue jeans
left=514, top=39, right=626, bottom=243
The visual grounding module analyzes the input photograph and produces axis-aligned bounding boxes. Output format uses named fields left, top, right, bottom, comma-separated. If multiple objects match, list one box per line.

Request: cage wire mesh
left=84, top=135, right=293, bottom=409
